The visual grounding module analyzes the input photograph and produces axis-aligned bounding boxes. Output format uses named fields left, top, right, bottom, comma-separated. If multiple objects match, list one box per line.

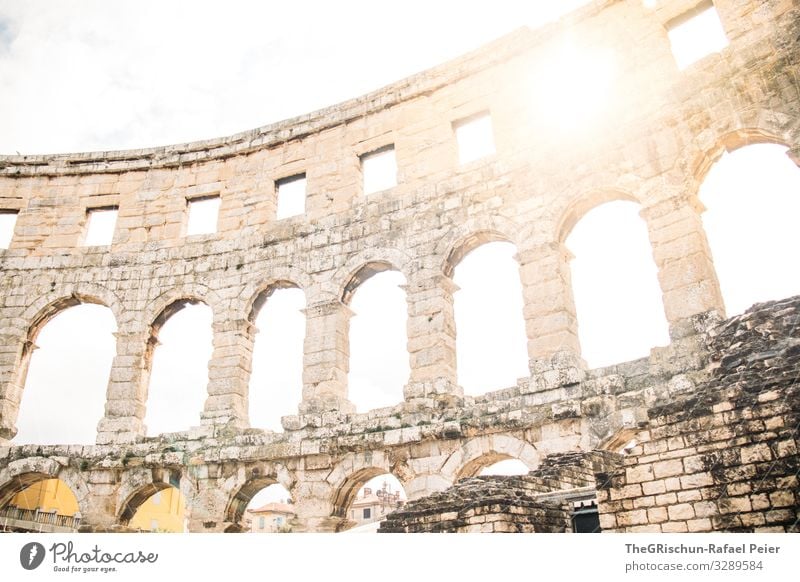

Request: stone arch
left=334, top=247, right=411, bottom=304
left=7, top=291, right=120, bottom=443
left=554, top=188, right=641, bottom=244
left=222, top=462, right=296, bottom=529
left=0, top=458, right=91, bottom=517
left=116, top=466, right=186, bottom=525
left=17, top=288, right=121, bottom=368
left=326, top=450, right=405, bottom=522
left=20, top=285, right=123, bottom=331
left=243, top=278, right=308, bottom=323
left=141, top=294, right=215, bottom=435
left=438, top=216, right=520, bottom=277
left=142, top=284, right=221, bottom=330
left=684, top=113, right=800, bottom=188
left=244, top=279, right=308, bottom=430
left=440, top=435, right=540, bottom=482
left=142, top=294, right=212, bottom=388
left=686, top=133, right=800, bottom=316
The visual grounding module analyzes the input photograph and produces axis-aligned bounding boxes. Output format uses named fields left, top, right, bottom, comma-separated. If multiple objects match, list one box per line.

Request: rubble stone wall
left=596, top=296, right=800, bottom=533
left=379, top=451, right=619, bottom=532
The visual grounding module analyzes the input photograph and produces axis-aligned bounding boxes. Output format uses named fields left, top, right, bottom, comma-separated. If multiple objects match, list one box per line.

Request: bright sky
left=4, top=1, right=800, bottom=524
left=0, top=0, right=590, bottom=155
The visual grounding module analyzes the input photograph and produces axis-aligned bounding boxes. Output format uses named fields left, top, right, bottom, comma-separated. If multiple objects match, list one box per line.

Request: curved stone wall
left=0, top=0, right=797, bottom=531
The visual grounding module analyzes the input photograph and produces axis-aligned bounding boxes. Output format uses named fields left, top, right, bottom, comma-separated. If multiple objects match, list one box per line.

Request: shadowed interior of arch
left=0, top=476, right=81, bottom=532
left=249, top=287, right=306, bottom=431
left=698, top=143, right=800, bottom=315
left=14, top=303, right=116, bottom=445
left=346, top=268, right=409, bottom=412
left=451, top=241, right=529, bottom=395
left=144, top=301, right=213, bottom=435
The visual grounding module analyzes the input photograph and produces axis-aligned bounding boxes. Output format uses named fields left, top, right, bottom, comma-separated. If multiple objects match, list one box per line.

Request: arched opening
left=699, top=143, right=800, bottom=315
left=334, top=471, right=407, bottom=533
left=0, top=477, right=82, bottom=532
left=479, top=458, right=530, bottom=476
left=15, top=303, right=116, bottom=445
left=456, top=454, right=532, bottom=481
left=230, top=482, right=294, bottom=533
left=249, top=285, right=305, bottom=431
left=125, top=485, right=186, bottom=533
left=451, top=241, right=528, bottom=395
left=346, top=265, right=409, bottom=412
left=145, top=300, right=213, bottom=435
left=565, top=200, right=669, bottom=367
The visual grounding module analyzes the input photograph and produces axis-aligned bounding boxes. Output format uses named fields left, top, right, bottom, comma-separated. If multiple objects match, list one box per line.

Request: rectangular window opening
left=361, top=145, right=397, bottom=195
left=83, top=206, right=118, bottom=247
left=454, top=112, right=495, bottom=164
left=0, top=210, right=19, bottom=249
left=276, top=174, right=306, bottom=219
left=186, top=195, right=220, bottom=236
left=666, top=1, right=728, bottom=70
left=363, top=508, right=371, bottom=520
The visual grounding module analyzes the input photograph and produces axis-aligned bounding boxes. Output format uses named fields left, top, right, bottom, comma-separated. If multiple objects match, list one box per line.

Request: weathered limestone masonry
left=378, top=298, right=800, bottom=533
left=379, top=451, right=618, bottom=532
left=0, top=0, right=798, bottom=532
left=596, top=296, right=800, bottom=533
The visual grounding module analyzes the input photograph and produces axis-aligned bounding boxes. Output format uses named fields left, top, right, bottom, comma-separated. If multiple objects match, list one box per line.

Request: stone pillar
left=0, top=318, right=33, bottom=444
left=96, top=327, right=150, bottom=445
left=0, top=359, right=23, bottom=444
left=517, top=242, right=584, bottom=375
left=299, top=300, right=354, bottom=414
left=201, top=317, right=256, bottom=428
left=78, top=481, right=123, bottom=532
left=289, top=479, right=340, bottom=532
left=403, top=272, right=462, bottom=406
left=185, top=484, right=230, bottom=533
left=641, top=196, right=725, bottom=338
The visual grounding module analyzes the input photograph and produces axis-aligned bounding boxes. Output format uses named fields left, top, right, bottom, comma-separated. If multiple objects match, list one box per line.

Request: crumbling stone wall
left=596, top=296, right=800, bottom=533
left=0, top=0, right=797, bottom=532
left=378, top=476, right=572, bottom=533
left=379, top=451, right=619, bottom=532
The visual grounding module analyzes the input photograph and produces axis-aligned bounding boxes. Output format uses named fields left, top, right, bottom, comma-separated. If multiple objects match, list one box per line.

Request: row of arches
left=9, top=143, right=800, bottom=444
left=0, top=436, right=538, bottom=533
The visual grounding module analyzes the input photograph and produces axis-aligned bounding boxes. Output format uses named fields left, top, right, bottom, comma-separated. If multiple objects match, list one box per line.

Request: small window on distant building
left=259, top=516, right=265, bottom=529
left=666, top=1, right=728, bottom=70
left=276, top=516, right=283, bottom=525
left=276, top=174, right=306, bottom=219
left=150, top=519, right=159, bottom=531
left=361, top=146, right=397, bottom=195
left=186, top=195, right=220, bottom=235
left=151, top=492, right=162, bottom=506
left=454, top=112, right=495, bottom=164
left=363, top=508, right=371, bottom=520
left=0, top=210, right=18, bottom=249
left=83, top=207, right=118, bottom=246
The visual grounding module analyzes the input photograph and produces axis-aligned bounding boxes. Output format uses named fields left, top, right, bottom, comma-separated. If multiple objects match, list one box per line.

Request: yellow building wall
left=9, top=480, right=185, bottom=532
left=128, top=487, right=185, bottom=532
left=10, top=479, right=79, bottom=516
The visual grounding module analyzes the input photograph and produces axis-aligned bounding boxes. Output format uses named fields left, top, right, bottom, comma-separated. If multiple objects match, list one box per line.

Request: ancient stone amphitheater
left=0, top=0, right=797, bottom=533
